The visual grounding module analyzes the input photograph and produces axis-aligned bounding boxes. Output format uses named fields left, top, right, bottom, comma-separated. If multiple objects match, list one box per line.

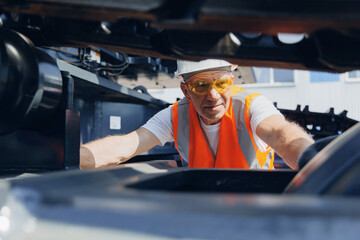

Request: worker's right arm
left=79, top=127, right=161, bottom=169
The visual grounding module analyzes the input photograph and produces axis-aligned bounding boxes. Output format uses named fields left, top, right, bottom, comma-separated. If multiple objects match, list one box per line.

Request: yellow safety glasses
left=186, top=76, right=234, bottom=95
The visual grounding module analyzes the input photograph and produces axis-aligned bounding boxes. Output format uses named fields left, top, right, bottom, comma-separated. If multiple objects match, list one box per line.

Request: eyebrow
left=188, top=71, right=231, bottom=81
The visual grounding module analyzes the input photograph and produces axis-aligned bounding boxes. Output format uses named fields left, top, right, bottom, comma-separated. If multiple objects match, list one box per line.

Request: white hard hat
left=174, top=59, right=233, bottom=77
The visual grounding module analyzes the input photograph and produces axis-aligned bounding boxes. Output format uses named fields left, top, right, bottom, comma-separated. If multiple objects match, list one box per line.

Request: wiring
left=41, top=46, right=130, bottom=79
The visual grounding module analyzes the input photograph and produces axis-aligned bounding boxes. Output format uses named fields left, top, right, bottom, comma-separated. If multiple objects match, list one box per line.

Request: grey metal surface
left=0, top=161, right=360, bottom=239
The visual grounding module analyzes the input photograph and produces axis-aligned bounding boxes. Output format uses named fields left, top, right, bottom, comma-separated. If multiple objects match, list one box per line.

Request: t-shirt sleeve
left=249, top=95, right=282, bottom=152
left=141, top=105, right=174, bottom=146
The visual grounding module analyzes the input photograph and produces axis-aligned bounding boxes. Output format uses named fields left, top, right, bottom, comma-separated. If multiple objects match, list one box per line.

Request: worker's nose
left=206, top=88, right=220, bottom=100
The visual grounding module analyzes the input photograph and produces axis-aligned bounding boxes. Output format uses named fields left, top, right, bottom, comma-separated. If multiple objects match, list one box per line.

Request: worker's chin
left=201, top=109, right=225, bottom=124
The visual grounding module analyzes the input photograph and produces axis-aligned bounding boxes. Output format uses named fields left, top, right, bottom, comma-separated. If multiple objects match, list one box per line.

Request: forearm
left=273, top=122, right=314, bottom=170
left=256, top=115, right=314, bottom=170
left=79, top=128, right=161, bottom=169
left=80, top=132, right=139, bottom=169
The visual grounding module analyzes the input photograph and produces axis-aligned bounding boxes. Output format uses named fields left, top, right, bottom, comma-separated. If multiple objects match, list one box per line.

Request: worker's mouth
left=204, top=104, right=222, bottom=111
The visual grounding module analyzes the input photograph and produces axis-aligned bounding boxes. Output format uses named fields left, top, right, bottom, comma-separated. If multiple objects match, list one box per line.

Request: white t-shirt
left=142, top=95, right=281, bottom=158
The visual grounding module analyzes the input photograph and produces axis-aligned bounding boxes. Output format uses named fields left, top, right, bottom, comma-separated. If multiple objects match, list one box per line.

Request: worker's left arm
left=256, top=114, right=314, bottom=170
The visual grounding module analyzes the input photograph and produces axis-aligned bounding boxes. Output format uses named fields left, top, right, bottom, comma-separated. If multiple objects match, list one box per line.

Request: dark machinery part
left=276, top=104, right=358, bottom=140
left=58, top=59, right=178, bottom=161
left=0, top=28, right=63, bottom=135
left=274, top=104, right=357, bottom=169
left=0, top=30, right=178, bottom=175
left=285, top=122, right=360, bottom=196
left=0, top=29, right=77, bottom=174
left=0, top=0, right=360, bottom=72
left=296, top=135, right=337, bottom=169
left=41, top=46, right=177, bottom=81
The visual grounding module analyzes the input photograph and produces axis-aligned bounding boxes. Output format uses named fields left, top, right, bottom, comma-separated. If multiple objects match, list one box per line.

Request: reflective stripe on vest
left=172, top=86, right=274, bottom=169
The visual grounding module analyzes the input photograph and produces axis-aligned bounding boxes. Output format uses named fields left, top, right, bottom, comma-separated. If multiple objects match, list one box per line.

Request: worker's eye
left=194, top=81, right=210, bottom=92
left=215, top=78, right=230, bottom=89
left=190, top=81, right=210, bottom=93
left=196, top=81, right=209, bottom=87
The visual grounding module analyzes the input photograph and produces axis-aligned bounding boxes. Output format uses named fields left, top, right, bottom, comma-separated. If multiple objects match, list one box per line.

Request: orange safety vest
left=172, top=86, right=274, bottom=169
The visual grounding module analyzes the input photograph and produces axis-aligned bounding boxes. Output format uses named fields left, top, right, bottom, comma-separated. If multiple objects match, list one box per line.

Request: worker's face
left=180, top=71, right=233, bottom=125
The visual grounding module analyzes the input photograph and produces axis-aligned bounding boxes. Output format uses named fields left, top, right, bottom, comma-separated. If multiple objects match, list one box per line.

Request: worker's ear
left=180, top=82, right=191, bottom=101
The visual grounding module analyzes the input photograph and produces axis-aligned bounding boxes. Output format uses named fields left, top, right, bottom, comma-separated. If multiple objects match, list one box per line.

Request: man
left=80, top=59, right=314, bottom=170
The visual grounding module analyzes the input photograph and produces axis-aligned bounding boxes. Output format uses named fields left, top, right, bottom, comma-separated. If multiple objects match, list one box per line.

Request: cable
left=44, top=46, right=130, bottom=78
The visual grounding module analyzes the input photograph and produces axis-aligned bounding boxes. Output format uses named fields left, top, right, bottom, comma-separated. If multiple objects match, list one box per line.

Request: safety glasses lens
left=187, top=76, right=233, bottom=95
left=215, top=78, right=231, bottom=91
left=189, top=81, right=211, bottom=94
